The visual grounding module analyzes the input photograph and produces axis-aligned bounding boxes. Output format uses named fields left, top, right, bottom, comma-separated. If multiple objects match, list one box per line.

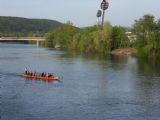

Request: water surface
left=1, top=43, right=160, bottom=120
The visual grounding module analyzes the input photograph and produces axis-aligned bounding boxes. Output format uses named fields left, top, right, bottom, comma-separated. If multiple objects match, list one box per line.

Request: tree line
left=132, top=15, right=160, bottom=60
left=45, top=22, right=129, bottom=54
left=0, top=16, right=63, bottom=37
left=45, top=14, right=160, bottom=60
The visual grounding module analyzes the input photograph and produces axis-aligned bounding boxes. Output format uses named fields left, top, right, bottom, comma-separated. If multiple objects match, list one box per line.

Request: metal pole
left=100, top=0, right=109, bottom=26
left=102, top=10, right=105, bottom=25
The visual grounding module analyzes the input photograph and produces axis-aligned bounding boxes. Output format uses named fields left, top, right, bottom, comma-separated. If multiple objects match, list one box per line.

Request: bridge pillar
left=37, top=40, right=39, bottom=48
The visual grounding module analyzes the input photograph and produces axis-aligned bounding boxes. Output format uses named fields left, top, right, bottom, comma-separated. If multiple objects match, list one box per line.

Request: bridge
left=0, top=37, right=46, bottom=47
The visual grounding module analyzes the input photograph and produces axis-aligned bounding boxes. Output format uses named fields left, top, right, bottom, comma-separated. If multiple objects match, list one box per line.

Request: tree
left=111, top=26, right=129, bottom=50
left=45, top=24, right=78, bottom=48
left=133, top=14, right=160, bottom=60
left=133, top=14, right=156, bottom=46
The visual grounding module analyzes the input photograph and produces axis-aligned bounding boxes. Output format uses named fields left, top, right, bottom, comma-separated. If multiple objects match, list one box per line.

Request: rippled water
left=1, top=43, right=160, bottom=120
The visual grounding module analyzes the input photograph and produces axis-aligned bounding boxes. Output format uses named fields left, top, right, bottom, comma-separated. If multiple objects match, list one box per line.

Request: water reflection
left=1, top=43, right=160, bottom=120
left=137, top=57, right=160, bottom=76
left=24, top=78, right=59, bottom=84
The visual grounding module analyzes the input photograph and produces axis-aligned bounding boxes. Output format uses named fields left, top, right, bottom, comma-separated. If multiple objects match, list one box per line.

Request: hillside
left=0, top=16, right=63, bottom=36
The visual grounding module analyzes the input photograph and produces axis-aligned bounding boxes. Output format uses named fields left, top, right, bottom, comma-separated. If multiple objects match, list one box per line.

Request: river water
left=1, top=43, right=160, bottom=120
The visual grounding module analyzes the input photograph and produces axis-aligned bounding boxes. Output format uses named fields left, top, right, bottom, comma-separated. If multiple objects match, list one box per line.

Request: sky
left=0, top=0, right=160, bottom=27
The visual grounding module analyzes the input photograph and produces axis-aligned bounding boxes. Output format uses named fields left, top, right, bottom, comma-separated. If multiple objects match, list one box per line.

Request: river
left=1, top=43, right=160, bottom=120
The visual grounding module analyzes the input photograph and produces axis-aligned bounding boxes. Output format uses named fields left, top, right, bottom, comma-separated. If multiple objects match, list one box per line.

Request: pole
left=102, top=10, right=105, bottom=25
left=100, top=0, right=109, bottom=26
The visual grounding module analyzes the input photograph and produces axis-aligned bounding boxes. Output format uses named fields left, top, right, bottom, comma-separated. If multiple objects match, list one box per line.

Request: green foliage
left=46, top=22, right=126, bottom=54
left=45, top=33, right=55, bottom=48
left=45, top=22, right=131, bottom=54
left=111, top=26, right=129, bottom=50
left=133, top=14, right=156, bottom=46
left=92, top=23, right=112, bottom=54
left=75, top=25, right=102, bottom=53
left=0, top=16, right=63, bottom=37
left=157, top=20, right=160, bottom=30
left=45, top=23, right=78, bottom=49
left=133, top=14, right=160, bottom=60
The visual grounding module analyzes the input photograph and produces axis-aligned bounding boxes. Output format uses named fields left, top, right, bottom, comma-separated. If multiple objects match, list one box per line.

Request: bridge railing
left=0, top=37, right=46, bottom=47
left=0, top=37, right=45, bottom=41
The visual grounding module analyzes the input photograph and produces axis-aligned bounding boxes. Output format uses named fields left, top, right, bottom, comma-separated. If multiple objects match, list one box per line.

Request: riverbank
left=45, top=14, right=160, bottom=60
left=111, top=48, right=137, bottom=56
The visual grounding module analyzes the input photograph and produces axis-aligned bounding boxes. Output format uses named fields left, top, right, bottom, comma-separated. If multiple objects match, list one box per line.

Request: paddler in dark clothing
left=25, top=67, right=29, bottom=74
left=41, top=72, right=44, bottom=77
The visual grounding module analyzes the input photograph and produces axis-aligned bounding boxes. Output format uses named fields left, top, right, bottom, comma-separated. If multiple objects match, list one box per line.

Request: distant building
left=125, top=32, right=136, bottom=43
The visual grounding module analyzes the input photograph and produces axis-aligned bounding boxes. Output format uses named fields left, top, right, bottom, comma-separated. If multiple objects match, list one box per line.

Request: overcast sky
left=0, top=0, right=159, bottom=27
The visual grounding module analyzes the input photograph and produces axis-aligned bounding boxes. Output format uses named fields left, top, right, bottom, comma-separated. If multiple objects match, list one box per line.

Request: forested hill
left=0, top=16, right=63, bottom=36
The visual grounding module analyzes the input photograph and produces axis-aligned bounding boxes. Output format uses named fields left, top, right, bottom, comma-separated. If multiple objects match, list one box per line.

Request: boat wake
left=0, top=72, right=18, bottom=78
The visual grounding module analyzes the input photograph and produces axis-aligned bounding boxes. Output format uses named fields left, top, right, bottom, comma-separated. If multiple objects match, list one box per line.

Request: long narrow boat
left=22, top=74, right=59, bottom=81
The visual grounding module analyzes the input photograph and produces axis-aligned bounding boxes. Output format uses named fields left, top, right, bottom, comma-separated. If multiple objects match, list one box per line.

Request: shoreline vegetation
left=0, top=15, right=160, bottom=60
left=45, top=15, right=160, bottom=60
left=45, top=22, right=130, bottom=55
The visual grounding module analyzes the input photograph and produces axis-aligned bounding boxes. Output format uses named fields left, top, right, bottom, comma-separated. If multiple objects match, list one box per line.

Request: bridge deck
left=0, top=37, right=45, bottom=41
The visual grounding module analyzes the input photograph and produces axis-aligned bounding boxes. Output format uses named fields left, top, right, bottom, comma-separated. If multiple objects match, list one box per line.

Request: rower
left=48, top=73, right=53, bottom=77
left=25, top=67, right=29, bottom=74
left=41, top=72, right=44, bottom=77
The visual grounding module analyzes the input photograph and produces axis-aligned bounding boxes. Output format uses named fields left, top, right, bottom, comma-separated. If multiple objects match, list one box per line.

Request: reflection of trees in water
left=134, top=58, right=160, bottom=119
left=134, top=74, right=160, bottom=119
left=137, top=57, right=160, bottom=76
left=58, top=52, right=133, bottom=69
left=57, top=51, right=160, bottom=118
left=110, top=55, right=128, bottom=64
left=59, top=51, right=111, bottom=60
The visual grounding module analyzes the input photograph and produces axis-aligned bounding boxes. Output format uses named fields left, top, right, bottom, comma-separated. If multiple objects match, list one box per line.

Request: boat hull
left=22, top=74, right=59, bottom=81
